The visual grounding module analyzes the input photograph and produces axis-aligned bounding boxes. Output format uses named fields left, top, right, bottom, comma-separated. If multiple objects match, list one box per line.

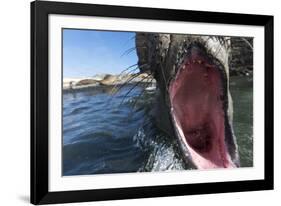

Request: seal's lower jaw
left=169, top=47, right=235, bottom=169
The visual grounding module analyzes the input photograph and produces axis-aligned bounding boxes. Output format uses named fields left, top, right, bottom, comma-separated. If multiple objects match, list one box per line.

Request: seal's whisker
left=129, top=77, right=154, bottom=113
left=109, top=65, right=139, bottom=89
left=119, top=75, right=152, bottom=107
left=126, top=86, right=148, bottom=119
left=203, top=36, right=213, bottom=54
left=105, top=73, right=142, bottom=106
left=241, top=37, right=253, bottom=50
left=118, top=63, right=138, bottom=76
left=124, top=46, right=147, bottom=60
left=110, top=63, right=150, bottom=95
left=130, top=35, right=136, bottom=40
left=159, top=62, right=169, bottom=92
left=141, top=117, right=154, bottom=128
left=122, top=34, right=136, bottom=47
left=122, top=63, right=150, bottom=78
left=214, top=42, right=223, bottom=57
left=118, top=63, right=149, bottom=79
left=105, top=72, right=150, bottom=109
left=118, top=72, right=152, bottom=95
left=104, top=73, right=140, bottom=109
left=121, top=47, right=136, bottom=57
left=125, top=77, right=155, bottom=120
left=204, top=36, right=211, bottom=46
left=111, top=72, right=141, bottom=94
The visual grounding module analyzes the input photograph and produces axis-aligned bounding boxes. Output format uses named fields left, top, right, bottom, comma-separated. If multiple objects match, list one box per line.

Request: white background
left=49, top=15, right=265, bottom=192
left=0, top=0, right=279, bottom=205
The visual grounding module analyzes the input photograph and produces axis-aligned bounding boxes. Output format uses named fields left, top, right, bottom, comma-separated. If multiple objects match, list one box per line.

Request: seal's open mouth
left=169, top=45, right=235, bottom=169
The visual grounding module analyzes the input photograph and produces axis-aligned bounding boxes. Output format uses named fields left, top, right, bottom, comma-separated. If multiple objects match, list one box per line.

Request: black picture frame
left=31, top=0, right=274, bottom=204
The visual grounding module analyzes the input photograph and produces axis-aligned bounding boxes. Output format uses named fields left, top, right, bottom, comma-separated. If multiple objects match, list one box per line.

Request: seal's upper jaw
left=169, top=45, right=236, bottom=169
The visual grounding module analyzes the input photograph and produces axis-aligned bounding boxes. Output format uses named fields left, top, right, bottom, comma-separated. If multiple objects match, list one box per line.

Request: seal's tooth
left=198, top=60, right=202, bottom=64
left=205, top=63, right=214, bottom=68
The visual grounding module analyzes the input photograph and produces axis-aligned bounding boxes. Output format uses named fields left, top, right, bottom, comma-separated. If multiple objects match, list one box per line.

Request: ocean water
left=229, top=76, right=253, bottom=167
left=63, top=76, right=253, bottom=176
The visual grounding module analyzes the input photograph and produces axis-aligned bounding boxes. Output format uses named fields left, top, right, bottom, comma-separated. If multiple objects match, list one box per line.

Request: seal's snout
left=135, top=33, right=240, bottom=169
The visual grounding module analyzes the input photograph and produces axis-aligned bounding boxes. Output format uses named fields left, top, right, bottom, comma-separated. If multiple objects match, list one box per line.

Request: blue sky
left=63, top=29, right=138, bottom=77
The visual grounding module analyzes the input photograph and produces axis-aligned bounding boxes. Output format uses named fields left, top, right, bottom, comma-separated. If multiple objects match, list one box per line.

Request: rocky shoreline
left=63, top=73, right=155, bottom=90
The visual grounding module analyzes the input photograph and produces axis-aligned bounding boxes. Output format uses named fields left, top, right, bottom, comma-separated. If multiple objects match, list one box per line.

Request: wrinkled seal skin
left=136, top=33, right=240, bottom=168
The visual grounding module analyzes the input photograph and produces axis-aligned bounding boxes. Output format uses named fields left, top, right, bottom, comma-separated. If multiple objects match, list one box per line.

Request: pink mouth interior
left=169, top=47, right=235, bottom=169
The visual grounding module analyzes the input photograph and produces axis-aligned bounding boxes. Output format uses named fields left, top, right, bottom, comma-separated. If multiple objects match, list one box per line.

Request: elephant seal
left=100, top=74, right=118, bottom=85
left=76, top=79, right=99, bottom=86
left=135, top=33, right=240, bottom=169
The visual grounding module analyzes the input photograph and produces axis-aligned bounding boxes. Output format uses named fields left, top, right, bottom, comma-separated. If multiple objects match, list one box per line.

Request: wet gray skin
left=135, top=33, right=240, bottom=169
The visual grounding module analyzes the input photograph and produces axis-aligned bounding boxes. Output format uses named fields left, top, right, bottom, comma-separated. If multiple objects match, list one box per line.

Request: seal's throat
left=169, top=47, right=235, bottom=169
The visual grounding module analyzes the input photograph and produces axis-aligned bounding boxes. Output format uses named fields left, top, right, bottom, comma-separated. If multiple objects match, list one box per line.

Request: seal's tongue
left=169, top=46, right=235, bottom=169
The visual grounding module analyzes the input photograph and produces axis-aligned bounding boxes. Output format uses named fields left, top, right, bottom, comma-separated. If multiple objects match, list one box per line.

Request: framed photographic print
left=31, top=0, right=274, bottom=204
